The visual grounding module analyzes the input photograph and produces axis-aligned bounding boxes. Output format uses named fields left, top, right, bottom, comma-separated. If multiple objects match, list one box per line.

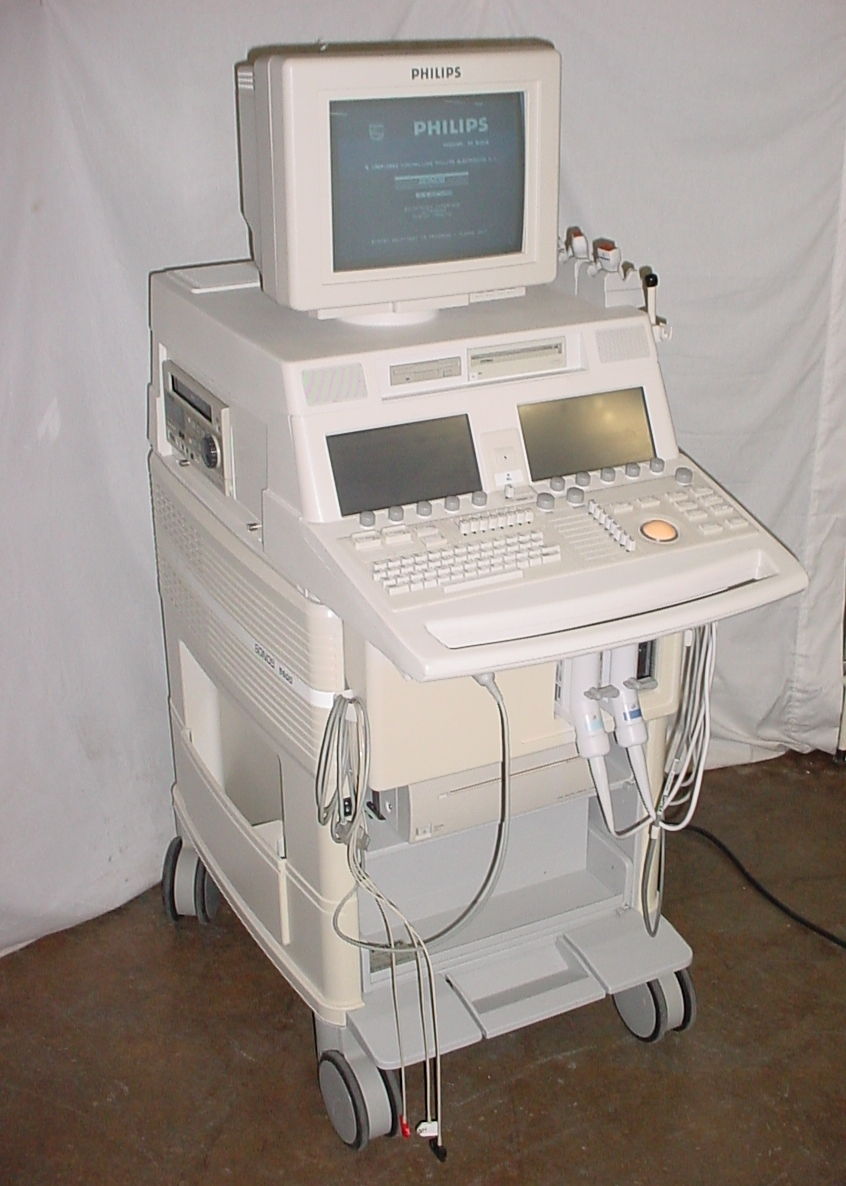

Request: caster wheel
left=193, top=858, right=221, bottom=925
left=318, top=1051, right=371, bottom=1150
left=613, top=978, right=669, bottom=1043
left=161, top=838, right=220, bottom=922
left=673, top=966, right=697, bottom=1032
left=161, top=836, right=183, bottom=921
left=379, top=1067, right=402, bottom=1138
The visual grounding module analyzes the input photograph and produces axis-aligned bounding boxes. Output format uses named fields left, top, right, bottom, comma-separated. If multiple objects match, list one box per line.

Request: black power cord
left=684, top=825, right=846, bottom=951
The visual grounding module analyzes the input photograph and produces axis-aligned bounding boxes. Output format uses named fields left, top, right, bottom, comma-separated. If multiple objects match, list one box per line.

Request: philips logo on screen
left=413, top=115, right=488, bottom=137
left=410, top=66, right=462, bottom=80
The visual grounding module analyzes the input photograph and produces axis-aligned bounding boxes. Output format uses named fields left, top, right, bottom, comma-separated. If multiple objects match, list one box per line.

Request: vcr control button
left=201, top=435, right=220, bottom=469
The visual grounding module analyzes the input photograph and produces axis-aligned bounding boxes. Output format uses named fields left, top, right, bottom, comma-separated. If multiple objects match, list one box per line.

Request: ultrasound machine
left=149, top=40, right=806, bottom=1154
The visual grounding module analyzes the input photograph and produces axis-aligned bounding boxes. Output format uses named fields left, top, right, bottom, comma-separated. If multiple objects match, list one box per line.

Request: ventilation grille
left=152, top=480, right=343, bottom=764
left=302, top=364, right=368, bottom=406
left=596, top=326, right=650, bottom=364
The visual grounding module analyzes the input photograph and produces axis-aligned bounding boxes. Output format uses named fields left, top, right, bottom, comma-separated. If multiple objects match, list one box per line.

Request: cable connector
left=400, top=1117, right=411, bottom=1139
left=473, top=671, right=496, bottom=689
left=429, top=1139, right=448, bottom=1162
left=416, top=1119, right=439, bottom=1140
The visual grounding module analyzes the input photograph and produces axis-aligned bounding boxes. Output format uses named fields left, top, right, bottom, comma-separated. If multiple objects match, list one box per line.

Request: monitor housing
left=236, top=40, right=561, bottom=318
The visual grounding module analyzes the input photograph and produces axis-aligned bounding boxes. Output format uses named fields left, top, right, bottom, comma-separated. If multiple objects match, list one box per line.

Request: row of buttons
left=358, top=490, right=489, bottom=527
left=456, top=507, right=534, bottom=536
left=354, top=460, right=690, bottom=528
left=586, top=499, right=637, bottom=550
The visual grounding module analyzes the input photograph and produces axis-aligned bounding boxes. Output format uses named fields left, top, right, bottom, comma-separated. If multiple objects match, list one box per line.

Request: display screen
left=329, top=92, right=525, bottom=272
left=327, top=415, right=481, bottom=516
left=170, top=372, right=212, bottom=422
left=518, top=388, right=655, bottom=478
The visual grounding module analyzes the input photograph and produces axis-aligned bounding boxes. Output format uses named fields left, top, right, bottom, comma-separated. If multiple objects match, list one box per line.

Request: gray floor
left=2, top=749, right=844, bottom=1185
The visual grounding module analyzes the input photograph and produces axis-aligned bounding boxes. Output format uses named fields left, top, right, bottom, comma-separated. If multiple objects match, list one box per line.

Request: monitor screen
left=237, top=41, right=561, bottom=315
left=327, top=415, right=481, bottom=516
left=329, top=93, right=525, bottom=272
left=518, top=388, right=655, bottom=479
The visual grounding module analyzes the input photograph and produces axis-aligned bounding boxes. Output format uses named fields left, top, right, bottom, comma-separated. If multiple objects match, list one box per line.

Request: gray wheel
left=318, top=1050, right=370, bottom=1150
left=193, top=858, right=221, bottom=924
left=379, top=1067, right=402, bottom=1138
left=161, top=836, right=182, bottom=921
left=674, top=966, right=697, bottom=1031
left=613, top=979, right=669, bottom=1043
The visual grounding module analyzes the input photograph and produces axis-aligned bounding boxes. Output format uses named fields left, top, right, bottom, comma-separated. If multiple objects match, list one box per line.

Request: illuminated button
left=536, top=491, right=555, bottom=511
left=388, top=505, right=404, bottom=522
left=550, top=476, right=566, bottom=491
left=649, top=457, right=666, bottom=474
left=416, top=499, right=432, bottom=517
left=600, top=467, right=616, bottom=483
left=640, top=518, right=679, bottom=543
left=444, top=495, right=461, bottom=512
left=675, top=465, right=694, bottom=486
left=566, top=487, right=585, bottom=506
left=575, top=471, right=591, bottom=487
left=625, top=462, right=641, bottom=478
left=471, top=490, right=488, bottom=507
left=358, top=509, right=376, bottom=528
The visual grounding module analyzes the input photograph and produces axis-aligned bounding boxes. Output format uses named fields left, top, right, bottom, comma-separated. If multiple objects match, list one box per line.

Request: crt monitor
left=236, top=40, right=561, bottom=317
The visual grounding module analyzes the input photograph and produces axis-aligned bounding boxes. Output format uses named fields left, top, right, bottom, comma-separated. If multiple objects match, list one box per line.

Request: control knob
left=201, top=434, right=220, bottom=469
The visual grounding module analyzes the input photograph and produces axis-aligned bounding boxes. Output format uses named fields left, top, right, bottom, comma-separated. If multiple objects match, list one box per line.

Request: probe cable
left=582, top=626, right=716, bottom=934
left=317, top=680, right=513, bottom=950
left=315, top=677, right=514, bottom=1158
left=642, top=624, right=717, bottom=934
left=316, top=691, right=442, bottom=1148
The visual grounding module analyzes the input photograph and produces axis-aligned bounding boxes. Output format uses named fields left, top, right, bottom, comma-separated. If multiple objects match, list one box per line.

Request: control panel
left=343, top=461, right=754, bottom=608
left=162, top=362, right=232, bottom=496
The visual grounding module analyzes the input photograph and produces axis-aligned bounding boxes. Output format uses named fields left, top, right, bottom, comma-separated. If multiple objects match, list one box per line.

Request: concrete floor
left=1, top=750, right=844, bottom=1185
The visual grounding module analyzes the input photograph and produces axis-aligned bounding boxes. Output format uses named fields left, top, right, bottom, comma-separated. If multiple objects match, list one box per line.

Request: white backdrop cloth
left=2, top=0, right=844, bottom=955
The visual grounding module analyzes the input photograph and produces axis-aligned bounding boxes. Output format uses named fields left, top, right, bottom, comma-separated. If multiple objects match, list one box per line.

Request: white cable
left=318, top=675, right=514, bottom=1153
left=572, top=631, right=716, bottom=936
left=657, top=623, right=716, bottom=830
